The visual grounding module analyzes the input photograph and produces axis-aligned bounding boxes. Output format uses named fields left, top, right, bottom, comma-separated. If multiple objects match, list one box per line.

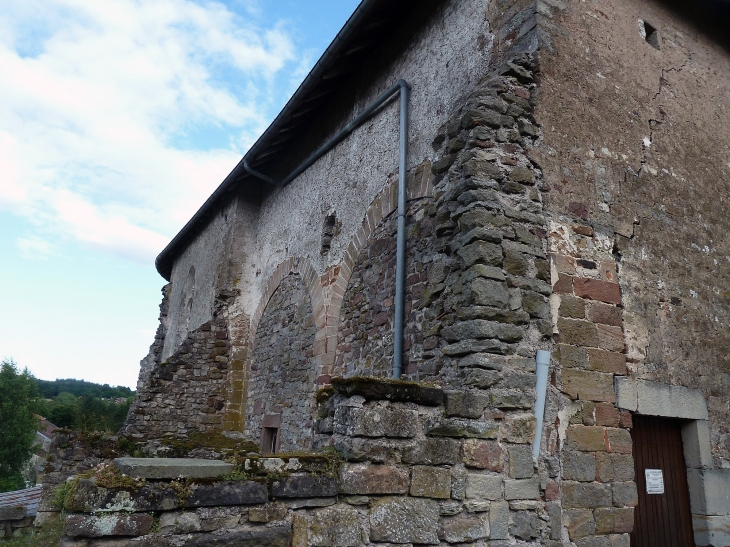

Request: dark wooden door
left=631, top=415, right=695, bottom=547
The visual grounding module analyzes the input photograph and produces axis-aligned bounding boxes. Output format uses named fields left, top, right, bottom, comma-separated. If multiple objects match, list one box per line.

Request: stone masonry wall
left=337, top=197, right=434, bottom=378
left=121, top=312, right=230, bottom=439
left=244, top=273, right=317, bottom=451
left=545, top=219, right=638, bottom=546
left=336, top=56, right=553, bottom=392
left=50, top=378, right=561, bottom=546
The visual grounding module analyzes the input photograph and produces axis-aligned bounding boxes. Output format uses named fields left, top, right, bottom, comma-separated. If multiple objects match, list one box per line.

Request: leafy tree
left=0, top=360, right=39, bottom=492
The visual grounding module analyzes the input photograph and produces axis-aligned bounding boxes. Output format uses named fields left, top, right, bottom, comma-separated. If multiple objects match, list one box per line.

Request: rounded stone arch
left=332, top=162, right=435, bottom=379
left=243, top=259, right=323, bottom=451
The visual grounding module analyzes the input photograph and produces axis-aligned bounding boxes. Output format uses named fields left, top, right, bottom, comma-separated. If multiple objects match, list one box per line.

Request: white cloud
left=0, top=0, right=298, bottom=263
left=16, top=235, right=56, bottom=260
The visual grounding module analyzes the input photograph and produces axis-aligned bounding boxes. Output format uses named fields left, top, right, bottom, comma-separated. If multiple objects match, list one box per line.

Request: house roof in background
left=0, top=486, right=43, bottom=517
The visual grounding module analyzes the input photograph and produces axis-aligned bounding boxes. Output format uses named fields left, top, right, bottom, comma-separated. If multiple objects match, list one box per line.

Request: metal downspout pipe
left=243, top=80, right=410, bottom=379
left=532, top=349, right=551, bottom=458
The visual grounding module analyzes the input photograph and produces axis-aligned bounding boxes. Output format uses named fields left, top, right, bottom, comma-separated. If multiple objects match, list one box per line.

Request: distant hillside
left=37, top=378, right=134, bottom=400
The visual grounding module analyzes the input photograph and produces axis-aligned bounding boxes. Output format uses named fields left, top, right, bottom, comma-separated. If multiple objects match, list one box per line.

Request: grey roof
left=154, top=0, right=423, bottom=280
left=0, top=485, right=43, bottom=517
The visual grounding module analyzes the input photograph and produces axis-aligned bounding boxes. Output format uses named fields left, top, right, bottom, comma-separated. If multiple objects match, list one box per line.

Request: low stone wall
left=40, top=376, right=631, bottom=546
left=0, top=507, right=34, bottom=539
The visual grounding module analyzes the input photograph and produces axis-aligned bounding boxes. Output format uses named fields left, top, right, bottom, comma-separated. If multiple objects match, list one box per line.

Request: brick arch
left=326, top=161, right=435, bottom=379
left=250, top=257, right=324, bottom=339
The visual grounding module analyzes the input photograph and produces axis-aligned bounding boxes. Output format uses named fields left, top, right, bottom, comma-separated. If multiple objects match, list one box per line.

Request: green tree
left=0, top=360, right=39, bottom=492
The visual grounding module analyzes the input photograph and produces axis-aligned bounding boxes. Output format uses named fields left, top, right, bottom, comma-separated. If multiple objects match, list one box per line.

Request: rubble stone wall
left=50, top=378, right=640, bottom=547
left=244, top=273, right=317, bottom=451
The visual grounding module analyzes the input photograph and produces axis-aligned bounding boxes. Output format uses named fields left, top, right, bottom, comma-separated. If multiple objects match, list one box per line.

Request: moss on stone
left=331, top=376, right=444, bottom=406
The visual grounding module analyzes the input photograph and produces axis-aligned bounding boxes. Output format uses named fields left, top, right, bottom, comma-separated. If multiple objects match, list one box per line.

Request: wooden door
left=631, top=415, right=695, bottom=547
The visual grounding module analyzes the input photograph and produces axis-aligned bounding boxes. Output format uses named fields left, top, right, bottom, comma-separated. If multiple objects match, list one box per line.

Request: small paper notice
left=645, top=469, right=664, bottom=494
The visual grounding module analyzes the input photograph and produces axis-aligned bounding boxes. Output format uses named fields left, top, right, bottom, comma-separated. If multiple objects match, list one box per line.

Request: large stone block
left=489, top=389, right=534, bottom=409
left=595, top=454, right=634, bottom=483
left=564, top=508, right=595, bottom=540
left=64, top=513, right=154, bottom=538
left=588, top=349, right=627, bottom=374
left=614, top=378, right=709, bottom=420
left=441, top=320, right=523, bottom=343
left=562, top=450, right=596, bottom=482
left=159, top=511, right=202, bottom=534
left=510, top=510, right=539, bottom=540
left=427, top=418, right=499, bottom=439
left=339, top=463, right=409, bottom=495
left=687, top=469, right=730, bottom=516
left=66, top=479, right=178, bottom=513
left=508, top=445, right=534, bottom=479
left=558, top=344, right=588, bottom=369
left=445, top=390, right=489, bottom=419
left=557, top=318, right=598, bottom=347
left=565, top=425, right=606, bottom=452
left=410, top=466, right=451, bottom=499
left=189, top=481, right=269, bottom=506
left=693, top=515, right=730, bottom=547
left=504, top=478, right=540, bottom=500
left=500, top=414, right=537, bottom=443
left=682, top=420, right=713, bottom=469
left=612, top=481, right=638, bottom=507
left=573, top=278, right=621, bottom=305
left=310, top=505, right=363, bottom=547
left=563, top=370, right=616, bottom=402
left=442, top=516, right=490, bottom=543
left=369, top=497, right=439, bottom=544
left=270, top=476, right=338, bottom=498
left=402, top=437, right=461, bottom=465
left=0, top=507, right=26, bottom=520
left=113, top=458, right=233, bottom=479
left=466, top=472, right=503, bottom=500
left=470, top=278, right=510, bottom=308
left=563, top=481, right=612, bottom=508
left=458, top=241, right=504, bottom=267
left=594, top=507, right=634, bottom=534
left=334, top=405, right=418, bottom=438
left=490, top=500, right=510, bottom=539
left=182, top=525, right=291, bottom=546
left=462, top=439, right=504, bottom=471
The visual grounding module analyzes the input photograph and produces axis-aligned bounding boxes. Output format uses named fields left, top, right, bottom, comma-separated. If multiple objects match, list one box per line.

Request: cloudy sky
left=0, top=0, right=360, bottom=388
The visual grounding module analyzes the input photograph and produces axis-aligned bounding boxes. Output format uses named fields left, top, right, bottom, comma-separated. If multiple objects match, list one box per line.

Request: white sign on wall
left=645, top=469, right=665, bottom=494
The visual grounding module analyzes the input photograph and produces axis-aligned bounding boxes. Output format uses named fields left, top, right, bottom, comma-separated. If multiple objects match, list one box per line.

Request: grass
left=1, top=518, right=64, bottom=547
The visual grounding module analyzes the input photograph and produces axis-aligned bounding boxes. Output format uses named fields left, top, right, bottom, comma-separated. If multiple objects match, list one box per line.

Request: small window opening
left=261, top=413, right=281, bottom=454
left=261, top=427, right=279, bottom=454
left=641, top=20, right=660, bottom=49
left=321, top=212, right=340, bottom=255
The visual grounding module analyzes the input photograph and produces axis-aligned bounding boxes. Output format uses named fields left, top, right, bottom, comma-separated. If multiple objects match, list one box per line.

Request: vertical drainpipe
left=243, top=80, right=411, bottom=379
left=532, top=349, right=551, bottom=458
left=392, top=82, right=409, bottom=379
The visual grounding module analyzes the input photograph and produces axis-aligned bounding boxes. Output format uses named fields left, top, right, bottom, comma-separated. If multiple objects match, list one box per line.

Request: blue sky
left=0, top=0, right=360, bottom=388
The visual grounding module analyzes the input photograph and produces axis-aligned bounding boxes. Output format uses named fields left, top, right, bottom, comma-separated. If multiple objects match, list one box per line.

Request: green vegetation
left=0, top=358, right=137, bottom=493
left=36, top=378, right=133, bottom=399
left=0, top=360, right=39, bottom=492
left=34, top=392, right=132, bottom=432
left=0, top=518, right=64, bottom=546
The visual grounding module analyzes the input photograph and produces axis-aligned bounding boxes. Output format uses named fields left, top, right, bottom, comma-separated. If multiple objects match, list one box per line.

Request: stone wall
left=244, top=273, right=317, bottom=451
left=122, top=310, right=231, bottom=439
left=47, top=377, right=578, bottom=546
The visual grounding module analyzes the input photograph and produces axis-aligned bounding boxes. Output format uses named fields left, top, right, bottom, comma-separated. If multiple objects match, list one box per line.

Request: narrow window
left=261, top=413, right=281, bottom=454
left=261, top=427, right=279, bottom=454
left=641, top=20, right=660, bottom=49
left=321, top=212, right=339, bottom=255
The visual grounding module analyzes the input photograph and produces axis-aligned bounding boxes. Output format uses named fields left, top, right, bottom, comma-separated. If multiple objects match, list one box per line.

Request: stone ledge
left=113, top=458, right=233, bottom=479
left=331, top=377, right=444, bottom=406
